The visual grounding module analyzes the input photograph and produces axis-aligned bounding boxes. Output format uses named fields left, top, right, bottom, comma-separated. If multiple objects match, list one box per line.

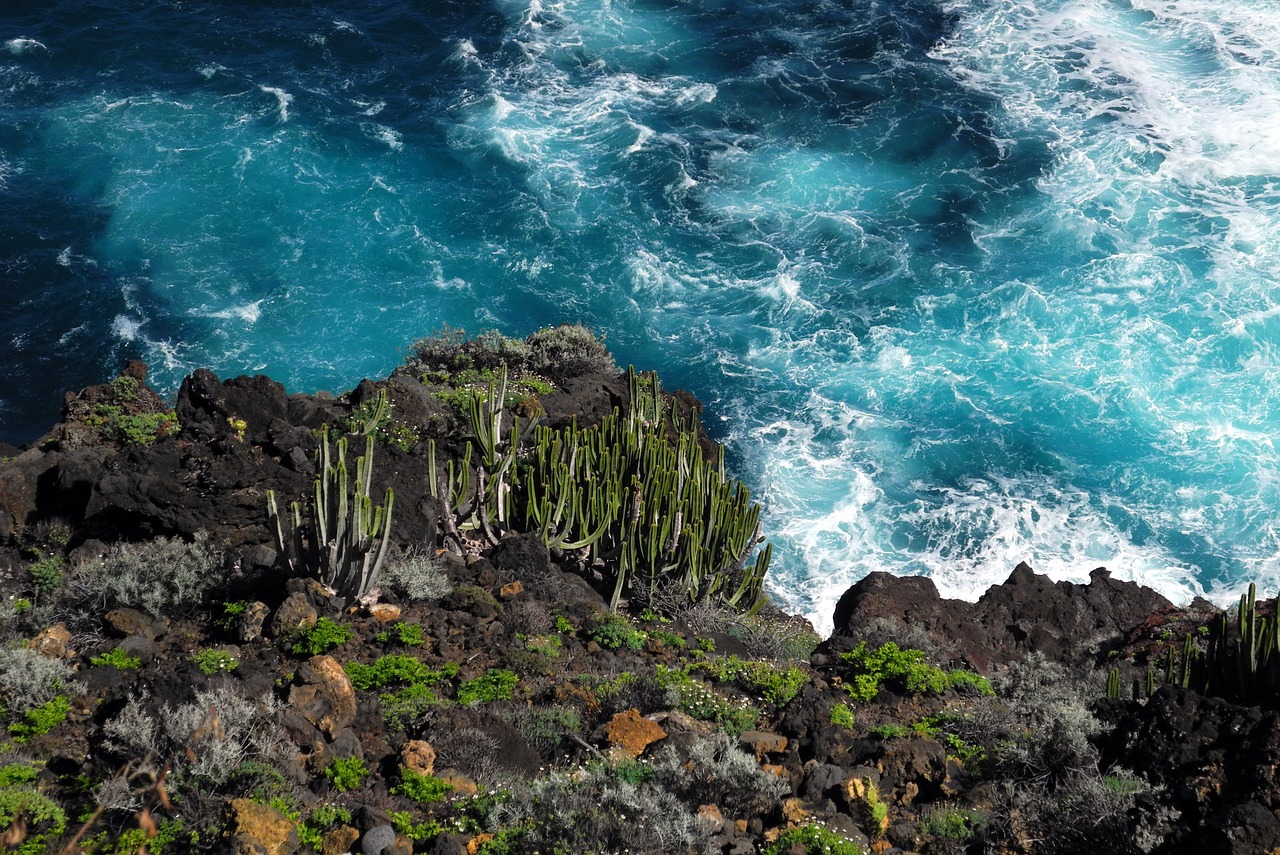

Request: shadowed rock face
left=826, top=562, right=1175, bottom=673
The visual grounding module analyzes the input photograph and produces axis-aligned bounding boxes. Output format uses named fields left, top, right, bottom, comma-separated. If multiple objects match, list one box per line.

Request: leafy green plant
left=921, top=806, right=987, bottom=841
left=553, top=615, right=574, bottom=634
left=90, top=648, right=141, bottom=670
left=654, top=665, right=759, bottom=736
left=829, top=703, right=856, bottom=729
left=9, top=695, right=71, bottom=741
left=838, top=641, right=985, bottom=702
left=522, top=634, right=563, bottom=658
left=28, top=555, right=64, bottom=595
left=214, top=600, right=247, bottom=632
left=325, top=756, right=369, bottom=792
left=697, top=655, right=807, bottom=709
left=377, top=621, right=426, bottom=647
left=589, top=613, right=647, bottom=650
left=390, top=810, right=448, bottom=843
left=291, top=617, right=354, bottom=656
left=762, top=822, right=866, bottom=855
left=344, top=655, right=457, bottom=691
left=867, top=724, right=910, bottom=739
left=392, top=767, right=454, bottom=803
left=457, top=668, right=519, bottom=705
left=191, top=648, right=239, bottom=675
left=0, top=784, right=67, bottom=855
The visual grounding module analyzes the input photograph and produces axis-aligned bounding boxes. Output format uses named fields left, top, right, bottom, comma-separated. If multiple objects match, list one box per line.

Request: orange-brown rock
left=368, top=603, right=402, bottom=624
left=467, top=834, right=495, bottom=854
left=402, top=739, right=437, bottom=776
left=499, top=580, right=524, bottom=599
left=739, top=730, right=788, bottom=761
left=288, top=655, right=356, bottom=736
left=603, top=708, right=667, bottom=758
left=29, top=624, right=72, bottom=659
left=226, top=798, right=299, bottom=855
left=321, top=825, right=360, bottom=855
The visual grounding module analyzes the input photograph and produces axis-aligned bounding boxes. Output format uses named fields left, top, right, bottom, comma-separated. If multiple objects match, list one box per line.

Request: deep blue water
left=5, top=0, right=1280, bottom=630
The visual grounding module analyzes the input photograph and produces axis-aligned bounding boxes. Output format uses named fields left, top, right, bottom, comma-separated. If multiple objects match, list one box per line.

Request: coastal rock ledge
left=0, top=338, right=1275, bottom=855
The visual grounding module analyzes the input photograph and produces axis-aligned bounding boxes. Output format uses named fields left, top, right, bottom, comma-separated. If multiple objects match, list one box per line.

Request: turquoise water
left=4, top=0, right=1280, bottom=630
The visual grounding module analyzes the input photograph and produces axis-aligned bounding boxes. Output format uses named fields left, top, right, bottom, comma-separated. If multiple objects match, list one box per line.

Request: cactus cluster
left=267, top=433, right=395, bottom=601
left=510, top=368, right=770, bottom=612
left=1112, top=583, right=1280, bottom=707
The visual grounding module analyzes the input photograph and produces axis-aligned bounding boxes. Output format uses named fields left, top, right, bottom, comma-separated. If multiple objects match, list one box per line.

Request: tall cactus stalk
left=267, top=432, right=394, bottom=601
left=506, top=366, right=770, bottom=614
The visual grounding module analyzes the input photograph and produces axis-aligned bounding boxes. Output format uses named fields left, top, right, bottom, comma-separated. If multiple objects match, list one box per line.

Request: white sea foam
left=259, top=86, right=293, bottom=122
left=5, top=38, right=47, bottom=55
left=201, top=301, right=262, bottom=323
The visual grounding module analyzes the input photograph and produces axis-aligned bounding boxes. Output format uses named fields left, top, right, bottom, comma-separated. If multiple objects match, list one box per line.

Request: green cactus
left=267, top=433, right=394, bottom=601
left=507, top=367, right=770, bottom=613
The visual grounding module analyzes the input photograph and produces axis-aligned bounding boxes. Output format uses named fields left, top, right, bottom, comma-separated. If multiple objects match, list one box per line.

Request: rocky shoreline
left=1, top=328, right=1276, bottom=854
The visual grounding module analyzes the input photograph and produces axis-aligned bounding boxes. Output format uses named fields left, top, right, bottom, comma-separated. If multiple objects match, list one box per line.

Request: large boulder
left=827, top=563, right=1174, bottom=672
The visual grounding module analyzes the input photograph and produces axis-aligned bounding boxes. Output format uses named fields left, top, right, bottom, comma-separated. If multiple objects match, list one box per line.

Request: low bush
left=325, top=756, right=369, bottom=792
left=291, top=617, right=353, bottom=656
left=0, top=646, right=73, bottom=713
left=69, top=533, right=223, bottom=618
left=90, top=648, right=142, bottom=670
left=9, top=695, right=71, bottom=741
left=762, top=822, right=866, bottom=855
left=457, top=668, right=519, bottom=705
left=382, top=548, right=453, bottom=602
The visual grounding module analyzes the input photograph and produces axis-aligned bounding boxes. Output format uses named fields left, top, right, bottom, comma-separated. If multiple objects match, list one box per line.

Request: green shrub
left=830, top=703, right=856, bottom=729
left=392, top=767, right=454, bottom=803
left=344, top=655, right=457, bottom=691
left=655, top=665, right=759, bottom=736
left=28, top=556, right=64, bottom=595
left=838, top=641, right=962, bottom=702
left=390, top=810, right=448, bottom=843
left=9, top=695, right=71, bottom=741
left=697, top=655, right=807, bottom=709
left=0, top=763, right=39, bottom=787
left=947, top=669, right=995, bottom=697
left=90, top=648, right=142, bottom=670
left=867, top=724, right=910, bottom=739
left=921, top=805, right=987, bottom=841
left=589, top=613, right=646, bottom=650
left=762, top=822, right=867, bottom=855
left=380, top=682, right=449, bottom=731
left=0, top=785, right=67, bottom=854
left=291, top=617, right=354, bottom=656
left=191, top=648, right=239, bottom=675
left=325, top=756, right=369, bottom=792
left=87, top=405, right=179, bottom=445
left=457, top=668, right=519, bottom=705
left=377, top=621, right=426, bottom=647
left=70, top=533, right=223, bottom=618
left=213, top=600, right=247, bottom=631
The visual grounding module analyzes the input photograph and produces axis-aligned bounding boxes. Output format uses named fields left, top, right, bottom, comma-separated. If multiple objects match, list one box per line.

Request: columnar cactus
left=267, top=433, right=394, bottom=601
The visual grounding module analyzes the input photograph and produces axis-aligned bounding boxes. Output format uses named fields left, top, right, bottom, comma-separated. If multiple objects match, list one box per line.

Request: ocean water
left=4, top=0, right=1280, bottom=631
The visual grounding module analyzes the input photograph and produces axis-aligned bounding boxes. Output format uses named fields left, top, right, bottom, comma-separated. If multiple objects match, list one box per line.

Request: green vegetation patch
left=762, top=822, right=867, bottom=855
left=696, top=655, right=807, bottom=709
left=291, top=617, right=354, bottom=656
left=457, top=668, right=519, bottom=705
left=325, top=756, right=369, bottom=792
left=392, top=767, right=454, bottom=803
left=9, top=695, right=71, bottom=741
left=838, top=641, right=992, bottom=702
left=191, top=648, right=239, bottom=675
left=655, top=665, right=759, bottom=736
left=90, top=648, right=141, bottom=670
